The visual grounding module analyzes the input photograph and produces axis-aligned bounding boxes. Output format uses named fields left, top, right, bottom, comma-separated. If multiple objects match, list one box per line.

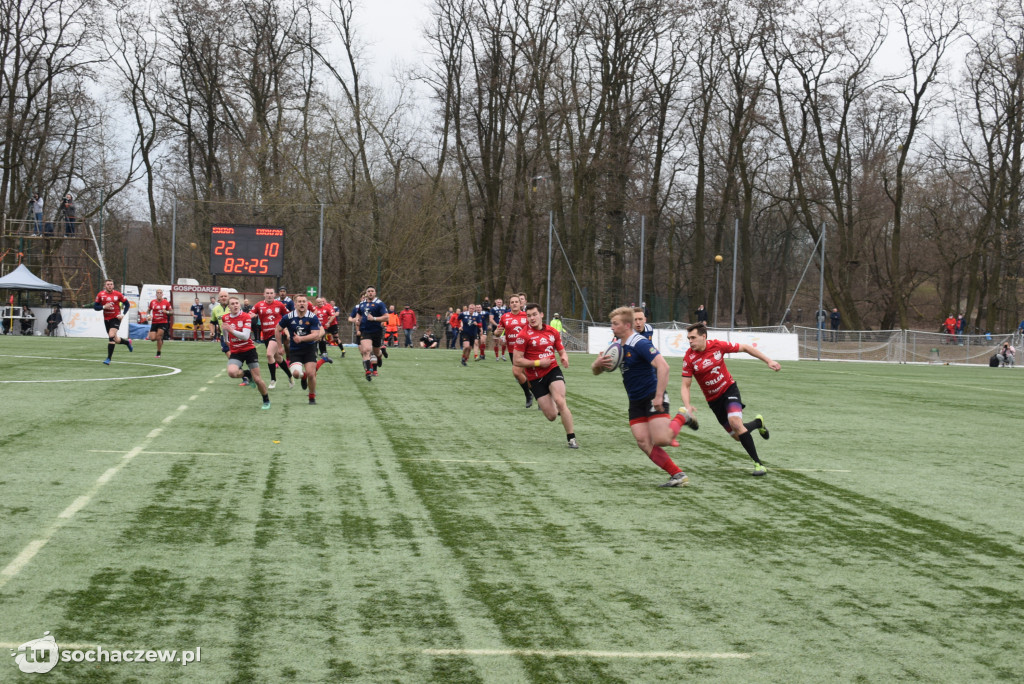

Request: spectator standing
left=448, top=307, right=462, bottom=349
left=815, top=308, right=828, bottom=340
left=550, top=313, right=564, bottom=334
left=29, top=192, right=43, bottom=235
left=61, top=194, right=76, bottom=235
left=399, top=305, right=417, bottom=347
left=943, top=314, right=957, bottom=344
left=829, top=308, right=841, bottom=342
left=385, top=305, right=400, bottom=347
left=956, top=314, right=966, bottom=344
left=444, top=307, right=455, bottom=347
left=695, top=304, right=708, bottom=324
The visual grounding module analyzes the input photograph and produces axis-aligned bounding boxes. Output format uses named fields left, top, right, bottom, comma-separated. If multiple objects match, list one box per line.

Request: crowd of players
left=93, top=282, right=781, bottom=486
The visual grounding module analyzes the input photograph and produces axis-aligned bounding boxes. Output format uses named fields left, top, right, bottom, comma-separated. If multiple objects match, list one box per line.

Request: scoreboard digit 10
left=209, top=224, right=285, bottom=277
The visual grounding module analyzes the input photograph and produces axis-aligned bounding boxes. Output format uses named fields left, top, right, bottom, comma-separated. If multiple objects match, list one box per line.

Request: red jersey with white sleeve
left=499, top=311, right=529, bottom=346
left=221, top=311, right=256, bottom=354
left=681, top=339, right=741, bottom=402
left=148, top=299, right=172, bottom=324
left=95, top=290, right=128, bottom=321
left=315, top=302, right=335, bottom=328
left=514, top=324, right=564, bottom=382
left=250, top=299, right=291, bottom=340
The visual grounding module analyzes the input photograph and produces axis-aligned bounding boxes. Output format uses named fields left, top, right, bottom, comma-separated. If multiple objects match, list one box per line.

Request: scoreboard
left=209, top=224, right=284, bottom=277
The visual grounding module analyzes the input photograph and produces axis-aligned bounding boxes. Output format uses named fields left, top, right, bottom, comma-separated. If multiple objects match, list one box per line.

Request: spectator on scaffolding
left=29, top=192, right=43, bottom=235
left=61, top=193, right=77, bottom=235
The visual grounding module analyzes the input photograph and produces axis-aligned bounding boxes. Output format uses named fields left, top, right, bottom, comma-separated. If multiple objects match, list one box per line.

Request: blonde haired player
left=592, top=306, right=697, bottom=487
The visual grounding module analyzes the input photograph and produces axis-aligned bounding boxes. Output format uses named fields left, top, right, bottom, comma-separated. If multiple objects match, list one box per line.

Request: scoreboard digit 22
left=209, top=225, right=285, bottom=277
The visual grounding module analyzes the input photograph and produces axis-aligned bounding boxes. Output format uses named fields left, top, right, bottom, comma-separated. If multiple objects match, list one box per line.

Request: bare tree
left=881, top=0, right=965, bottom=329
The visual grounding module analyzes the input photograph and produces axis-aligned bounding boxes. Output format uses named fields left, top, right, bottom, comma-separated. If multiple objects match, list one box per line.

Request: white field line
left=704, top=466, right=850, bottom=473
left=0, top=401, right=196, bottom=590
left=422, top=648, right=753, bottom=659
left=398, top=458, right=540, bottom=464
left=0, top=354, right=181, bottom=383
left=88, top=450, right=233, bottom=456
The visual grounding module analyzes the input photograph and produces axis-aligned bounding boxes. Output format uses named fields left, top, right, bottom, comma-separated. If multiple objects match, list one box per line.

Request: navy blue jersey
left=280, top=310, right=322, bottom=352
left=489, top=305, right=508, bottom=327
left=619, top=332, right=662, bottom=400
left=459, top=311, right=478, bottom=337
left=282, top=296, right=295, bottom=312
left=479, top=307, right=491, bottom=329
left=355, top=298, right=387, bottom=333
left=638, top=323, right=654, bottom=341
left=471, top=310, right=485, bottom=331
left=190, top=303, right=204, bottom=321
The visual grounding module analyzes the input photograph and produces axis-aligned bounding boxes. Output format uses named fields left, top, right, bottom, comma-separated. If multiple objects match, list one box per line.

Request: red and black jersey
left=95, top=290, right=128, bottom=321
left=499, top=311, right=529, bottom=346
left=250, top=299, right=291, bottom=340
left=148, top=299, right=172, bottom=324
left=681, top=339, right=740, bottom=402
left=315, top=303, right=336, bottom=328
left=514, top=324, right=564, bottom=382
left=222, top=311, right=256, bottom=354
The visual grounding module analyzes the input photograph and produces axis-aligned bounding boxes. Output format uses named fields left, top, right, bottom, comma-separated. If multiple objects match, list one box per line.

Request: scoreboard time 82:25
left=209, top=224, right=285, bottom=277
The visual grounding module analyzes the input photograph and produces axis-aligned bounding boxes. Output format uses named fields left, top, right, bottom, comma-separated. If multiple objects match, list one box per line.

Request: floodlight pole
left=546, top=209, right=553, bottom=319
left=730, top=218, right=738, bottom=330
left=638, top=215, right=645, bottom=308
left=817, top=221, right=826, bottom=361
left=170, top=198, right=177, bottom=286
left=532, top=175, right=553, bottom=318
left=318, top=203, right=324, bottom=296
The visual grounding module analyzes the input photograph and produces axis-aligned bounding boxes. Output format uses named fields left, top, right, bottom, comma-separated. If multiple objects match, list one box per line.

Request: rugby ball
left=289, top=362, right=305, bottom=379
left=602, top=340, right=623, bottom=370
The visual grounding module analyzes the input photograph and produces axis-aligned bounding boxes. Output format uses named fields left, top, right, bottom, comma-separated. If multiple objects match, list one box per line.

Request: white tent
left=0, top=264, right=62, bottom=292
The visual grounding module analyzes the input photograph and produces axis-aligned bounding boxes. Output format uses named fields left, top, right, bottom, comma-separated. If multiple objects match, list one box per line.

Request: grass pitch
left=1, top=336, right=1022, bottom=682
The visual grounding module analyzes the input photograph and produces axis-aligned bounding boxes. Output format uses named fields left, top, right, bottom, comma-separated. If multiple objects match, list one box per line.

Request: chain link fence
left=559, top=318, right=1020, bottom=365
left=774, top=326, right=1019, bottom=365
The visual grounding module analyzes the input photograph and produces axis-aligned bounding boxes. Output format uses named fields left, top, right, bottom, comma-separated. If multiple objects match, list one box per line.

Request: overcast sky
left=358, top=0, right=432, bottom=80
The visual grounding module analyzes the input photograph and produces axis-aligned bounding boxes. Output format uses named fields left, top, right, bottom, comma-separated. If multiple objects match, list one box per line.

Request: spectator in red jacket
left=399, top=305, right=418, bottom=347
left=943, top=314, right=957, bottom=344
left=449, top=308, right=462, bottom=349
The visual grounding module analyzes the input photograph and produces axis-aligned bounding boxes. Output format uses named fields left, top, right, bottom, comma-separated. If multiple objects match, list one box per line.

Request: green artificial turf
left=0, top=336, right=1022, bottom=682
